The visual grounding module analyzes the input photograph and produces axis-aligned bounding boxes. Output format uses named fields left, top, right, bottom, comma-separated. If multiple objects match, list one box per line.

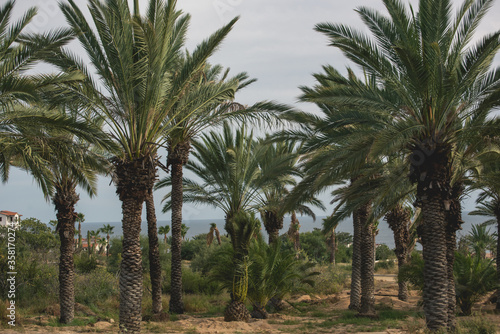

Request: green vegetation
left=1, top=0, right=499, bottom=332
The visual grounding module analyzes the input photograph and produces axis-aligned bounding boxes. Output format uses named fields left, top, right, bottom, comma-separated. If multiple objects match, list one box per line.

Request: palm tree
left=88, top=230, right=100, bottom=254
left=287, top=212, right=301, bottom=255
left=158, top=225, right=170, bottom=246
left=144, top=188, right=163, bottom=314
left=158, top=123, right=291, bottom=321
left=49, top=140, right=108, bottom=324
left=384, top=204, right=415, bottom=301
left=54, top=0, right=240, bottom=330
left=256, top=139, right=324, bottom=244
left=470, top=154, right=500, bottom=309
left=207, top=223, right=222, bottom=246
left=99, top=224, right=115, bottom=257
left=310, top=0, right=500, bottom=329
left=322, top=216, right=340, bottom=266
left=161, top=61, right=286, bottom=314
left=0, top=0, right=104, bottom=197
left=181, top=223, right=189, bottom=240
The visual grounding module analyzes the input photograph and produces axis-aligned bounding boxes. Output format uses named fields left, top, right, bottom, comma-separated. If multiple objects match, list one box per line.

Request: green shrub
left=454, top=252, right=497, bottom=315
left=300, top=229, right=328, bottom=263
left=182, top=234, right=209, bottom=261
left=301, top=264, right=350, bottom=296
left=162, top=266, right=220, bottom=295
left=398, top=252, right=424, bottom=290
left=376, top=244, right=395, bottom=261
left=335, top=243, right=352, bottom=263
left=75, top=268, right=119, bottom=306
left=456, top=316, right=497, bottom=334
left=375, top=260, right=395, bottom=271
left=74, top=252, right=98, bottom=273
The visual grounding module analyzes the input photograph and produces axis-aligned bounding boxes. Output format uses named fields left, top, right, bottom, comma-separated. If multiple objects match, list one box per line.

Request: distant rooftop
left=0, top=210, right=21, bottom=216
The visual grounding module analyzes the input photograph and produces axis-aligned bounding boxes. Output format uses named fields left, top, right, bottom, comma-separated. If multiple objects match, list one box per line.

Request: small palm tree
left=75, top=213, right=85, bottom=251
left=158, top=225, right=171, bottom=246
left=454, top=252, right=497, bottom=316
left=99, top=224, right=115, bottom=257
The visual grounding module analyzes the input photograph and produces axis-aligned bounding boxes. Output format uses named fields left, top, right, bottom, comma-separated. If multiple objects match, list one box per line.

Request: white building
left=0, top=210, right=22, bottom=227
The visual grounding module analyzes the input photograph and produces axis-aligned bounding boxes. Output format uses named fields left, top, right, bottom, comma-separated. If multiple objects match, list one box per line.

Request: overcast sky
left=2, top=0, right=499, bottom=223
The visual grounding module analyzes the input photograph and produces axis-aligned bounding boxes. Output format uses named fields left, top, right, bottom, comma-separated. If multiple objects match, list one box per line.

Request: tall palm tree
left=99, top=224, right=115, bottom=257
left=161, top=61, right=286, bottom=314
left=49, top=133, right=108, bottom=324
left=310, top=0, right=500, bottom=329
left=54, top=0, right=240, bottom=330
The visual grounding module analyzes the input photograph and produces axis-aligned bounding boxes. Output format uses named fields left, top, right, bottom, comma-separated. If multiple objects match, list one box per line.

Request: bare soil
left=3, top=275, right=499, bottom=334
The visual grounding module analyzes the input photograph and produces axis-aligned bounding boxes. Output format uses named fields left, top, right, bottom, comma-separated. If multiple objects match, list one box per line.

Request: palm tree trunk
left=169, top=160, right=184, bottom=314
left=349, top=209, right=361, bottom=311
left=168, top=142, right=190, bottom=314
left=495, top=214, right=500, bottom=310
left=115, top=158, right=156, bottom=333
left=420, top=193, right=449, bottom=331
left=328, top=230, right=336, bottom=266
left=358, top=202, right=376, bottom=316
left=54, top=185, right=79, bottom=324
left=288, top=212, right=301, bottom=257
left=444, top=185, right=463, bottom=330
left=145, top=189, right=163, bottom=314
left=106, top=235, right=110, bottom=257
left=385, top=205, right=411, bottom=301
left=264, top=211, right=283, bottom=244
left=78, top=221, right=82, bottom=252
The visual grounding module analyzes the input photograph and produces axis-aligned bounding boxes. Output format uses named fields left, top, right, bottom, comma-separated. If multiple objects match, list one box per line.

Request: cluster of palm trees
left=274, top=0, right=499, bottom=331
left=2, top=0, right=499, bottom=332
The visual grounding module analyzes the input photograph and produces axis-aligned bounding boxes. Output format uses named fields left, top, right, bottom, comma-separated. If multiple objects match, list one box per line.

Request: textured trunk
left=420, top=193, right=449, bottom=331
left=146, top=189, right=163, bottom=314
left=115, top=157, right=156, bottom=334
left=169, top=161, right=184, bottom=314
left=54, top=184, right=79, bottom=324
left=224, top=301, right=250, bottom=322
left=410, top=142, right=452, bottom=332
left=168, top=142, right=190, bottom=314
left=78, top=221, right=82, bottom=251
left=444, top=184, right=463, bottom=330
left=359, top=202, right=376, bottom=317
left=263, top=211, right=283, bottom=244
left=496, top=214, right=500, bottom=310
left=251, top=303, right=269, bottom=319
left=349, top=209, right=362, bottom=311
left=225, top=252, right=250, bottom=322
left=385, top=205, right=411, bottom=301
left=327, top=229, right=336, bottom=266
left=106, top=235, right=110, bottom=257
left=288, top=212, right=301, bottom=257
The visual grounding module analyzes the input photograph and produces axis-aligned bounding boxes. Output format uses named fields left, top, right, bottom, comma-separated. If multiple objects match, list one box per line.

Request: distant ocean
left=79, top=212, right=492, bottom=249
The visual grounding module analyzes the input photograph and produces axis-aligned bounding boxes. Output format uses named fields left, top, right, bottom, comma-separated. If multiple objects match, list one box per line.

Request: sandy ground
left=2, top=274, right=499, bottom=334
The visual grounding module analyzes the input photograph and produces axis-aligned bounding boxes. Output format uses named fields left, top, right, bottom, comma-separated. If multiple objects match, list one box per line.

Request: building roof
left=0, top=210, right=21, bottom=216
